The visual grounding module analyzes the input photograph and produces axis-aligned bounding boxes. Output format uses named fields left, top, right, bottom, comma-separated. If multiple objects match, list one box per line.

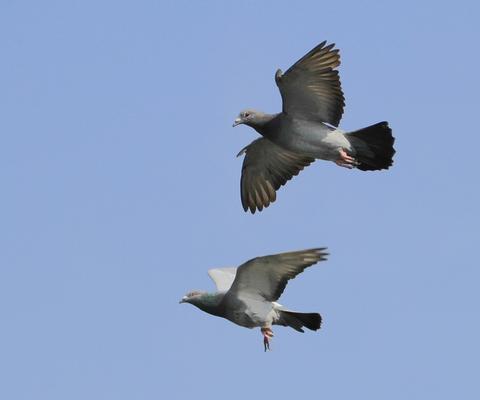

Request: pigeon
left=180, top=248, right=328, bottom=351
left=233, top=40, right=396, bottom=213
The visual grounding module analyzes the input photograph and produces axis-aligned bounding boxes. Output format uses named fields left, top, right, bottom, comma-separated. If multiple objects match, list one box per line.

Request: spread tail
left=278, top=310, right=322, bottom=333
left=348, top=121, right=395, bottom=171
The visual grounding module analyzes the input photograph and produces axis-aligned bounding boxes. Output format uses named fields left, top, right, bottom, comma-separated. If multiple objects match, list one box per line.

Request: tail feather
left=348, top=121, right=395, bottom=171
left=278, top=311, right=322, bottom=333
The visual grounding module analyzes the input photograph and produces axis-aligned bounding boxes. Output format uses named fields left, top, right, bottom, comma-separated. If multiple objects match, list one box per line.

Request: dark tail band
left=278, top=311, right=322, bottom=333
left=348, top=121, right=395, bottom=171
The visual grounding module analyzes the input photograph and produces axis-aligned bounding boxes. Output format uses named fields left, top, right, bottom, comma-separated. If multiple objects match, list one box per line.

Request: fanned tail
left=347, top=121, right=395, bottom=171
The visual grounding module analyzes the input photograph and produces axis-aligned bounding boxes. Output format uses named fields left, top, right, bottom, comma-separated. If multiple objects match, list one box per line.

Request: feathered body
left=180, top=248, right=328, bottom=350
left=247, top=112, right=353, bottom=161
left=233, top=41, right=396, bottom=213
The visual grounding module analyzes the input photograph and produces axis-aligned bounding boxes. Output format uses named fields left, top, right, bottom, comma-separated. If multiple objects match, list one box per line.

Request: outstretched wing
left=208, top=267, right=237, bottom=292
left=238, top=138, right=314, bottom=214
left=227, top=248, right=328, bottom=302
left=275, top=41, right=344, bottom=126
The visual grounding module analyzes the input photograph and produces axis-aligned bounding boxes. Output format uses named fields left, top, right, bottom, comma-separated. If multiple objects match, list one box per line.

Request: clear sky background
left=1, top=1, right=479, bottom=399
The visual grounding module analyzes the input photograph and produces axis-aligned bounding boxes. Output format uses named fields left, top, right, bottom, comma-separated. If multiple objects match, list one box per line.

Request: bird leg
left=335, top=149, right=358, bottom=169
left=261, top=327, right=274, bottom=352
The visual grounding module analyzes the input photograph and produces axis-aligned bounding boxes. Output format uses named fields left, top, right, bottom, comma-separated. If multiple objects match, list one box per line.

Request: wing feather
left=239, top=138, right=314, bottom=214
left=208, top=268, right=237, bottom=292
left=226, top=248, right=328, bottom=302
left=275, top=41, right=345, bottom=126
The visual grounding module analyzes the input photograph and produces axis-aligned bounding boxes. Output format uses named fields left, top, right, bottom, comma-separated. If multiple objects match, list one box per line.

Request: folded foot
left=335, top=149, right=359, bottom=169
left=261, top=327, right=274, bottom=352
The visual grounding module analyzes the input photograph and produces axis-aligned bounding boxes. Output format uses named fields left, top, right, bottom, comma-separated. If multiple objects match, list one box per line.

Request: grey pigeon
left=180, top=248, right=327, bottom=351
left=233, top=41, right=396, bottom=213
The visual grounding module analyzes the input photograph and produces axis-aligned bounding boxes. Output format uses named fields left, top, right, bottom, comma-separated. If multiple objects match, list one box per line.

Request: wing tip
left=304, top=247, right=329, bottom=262
left=275, top=68, right=283, bottom=83
left=242, top=200, right=274, bottom=214
left=236, top=146, right=248, bottom=158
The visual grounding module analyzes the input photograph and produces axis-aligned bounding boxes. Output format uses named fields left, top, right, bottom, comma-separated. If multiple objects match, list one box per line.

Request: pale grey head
left=179, top=290, right=206, bottom=305
left=232, top=109, right=273, bottom=130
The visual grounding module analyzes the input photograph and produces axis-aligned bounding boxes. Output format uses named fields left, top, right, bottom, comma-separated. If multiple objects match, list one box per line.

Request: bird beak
left=179, top=297, right=187, bottom=304
left=232, top=118, right=242, bottom=127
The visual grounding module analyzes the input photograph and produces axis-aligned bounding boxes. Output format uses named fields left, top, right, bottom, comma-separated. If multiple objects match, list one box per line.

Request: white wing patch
left=207, top=267, right=237, bottom=292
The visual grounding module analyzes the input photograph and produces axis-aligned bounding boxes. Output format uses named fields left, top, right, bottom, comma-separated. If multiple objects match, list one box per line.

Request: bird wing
left=237, top=138, right=314, bottom=214
left=275, top=41, right=344, bottom=126
left=227, top=248, right=328, bottom=302
left=207, top=267, right=237, bottom=292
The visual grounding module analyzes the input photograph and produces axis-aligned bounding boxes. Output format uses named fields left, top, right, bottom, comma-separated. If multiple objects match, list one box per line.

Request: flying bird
left=233, top=41, right=396, bottom=213
left=180, top=248, right=328, bottom=351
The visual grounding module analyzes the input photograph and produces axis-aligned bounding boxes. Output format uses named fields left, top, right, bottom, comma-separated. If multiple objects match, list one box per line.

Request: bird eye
left=244, top=112, right=250, bottom=118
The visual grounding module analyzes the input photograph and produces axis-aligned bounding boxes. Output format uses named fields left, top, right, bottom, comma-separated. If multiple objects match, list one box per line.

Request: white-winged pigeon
left=180, top=248, right=328, bottom=351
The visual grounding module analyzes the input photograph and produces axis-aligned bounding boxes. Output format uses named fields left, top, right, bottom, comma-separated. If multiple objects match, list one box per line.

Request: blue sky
left=1, top=1, right=479, bottom=399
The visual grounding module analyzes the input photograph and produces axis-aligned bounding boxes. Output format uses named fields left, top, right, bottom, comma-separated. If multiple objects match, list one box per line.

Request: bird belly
left=276, top=119, right=353, bottom=161
left=225, top=298, right=274, bottom=328
left=228, top=310, right=258, bottom=328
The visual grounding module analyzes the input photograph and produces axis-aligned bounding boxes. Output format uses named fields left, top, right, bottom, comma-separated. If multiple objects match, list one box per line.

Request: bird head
left=232, top=109, right=265, bottom=128
left=179, top=290, right=206, bottom=305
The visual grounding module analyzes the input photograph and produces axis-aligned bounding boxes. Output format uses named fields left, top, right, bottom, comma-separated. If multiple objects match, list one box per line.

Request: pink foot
left=335, top=149, right=358, bottom=169
left=261, top=327, right=274, bottom=352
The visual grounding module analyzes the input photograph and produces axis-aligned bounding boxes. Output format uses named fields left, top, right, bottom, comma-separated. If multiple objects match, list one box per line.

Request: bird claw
left=335, top=149, right=359, bottom=169
left=261, top=327, right=274, bottom=352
